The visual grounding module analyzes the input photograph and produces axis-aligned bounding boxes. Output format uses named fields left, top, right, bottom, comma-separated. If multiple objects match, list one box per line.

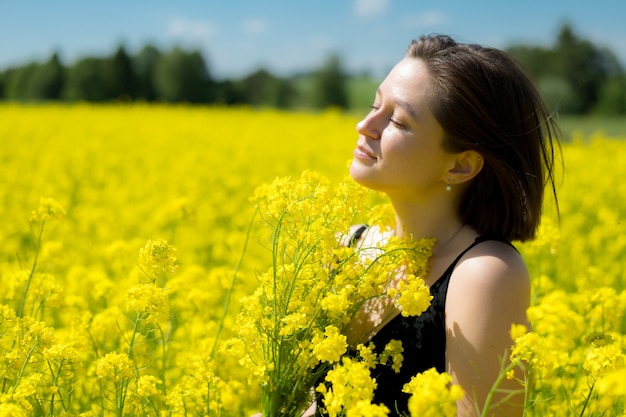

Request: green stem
left=126, top=312, right=145, bottom=359
left=46, top=358, right=66, bottom=416
left=116, top=380, right=124, bottom=417
left=211, top=211, right=256, bottom=357
left=258, top=207, right=288, bottom=417
left=157, top=323, right=168, bottom=397
left=522, top=363, right=531, bottom=417
left=12, top=342, right=39, bottom=392
left=480, top=354, right=523, bottom=417
left=17, top=220, right=45, bottom=318
left=579, top=381, right=595, bottom=417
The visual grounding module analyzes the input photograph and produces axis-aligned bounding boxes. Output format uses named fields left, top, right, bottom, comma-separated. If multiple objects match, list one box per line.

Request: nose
left=356, top=111, right=383, bottom=140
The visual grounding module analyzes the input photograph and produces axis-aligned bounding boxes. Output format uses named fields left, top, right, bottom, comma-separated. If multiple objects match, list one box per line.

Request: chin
left=349, top=161, right=368, bottom=183
left=349, top=164, right=383, bottom=192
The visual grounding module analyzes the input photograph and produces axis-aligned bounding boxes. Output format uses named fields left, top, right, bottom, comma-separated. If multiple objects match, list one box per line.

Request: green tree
left=312, top=54, right=348, bottom=109
left=4, top=63, right=38, bottom=100
left=63, top=57, right=111, bottom=101
left=133, top=44, right=161, bottom=101
left=241, top=68, right=275, bottom=106
left=213, top=79, right=246, bottom=105
left=153, top=47, right=213, bottom=103
left=26, top=52, right=65, bottom=100
left=536, top=76, right=579, bottom=114
left=108, top=45, right=135, bottom=100
left=507, top=22, right=624, bottom=115
left=239, top=68, right=296, bottom=108
left=554, top=23, right=622, bottom=113
left=594, top=75, right=626, bottom=115
left=506, top=45, right=556, bottom=79
left=275, top=78, right=297, bottom=109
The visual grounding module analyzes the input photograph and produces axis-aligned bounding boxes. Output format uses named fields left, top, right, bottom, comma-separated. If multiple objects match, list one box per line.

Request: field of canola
left=0, top=104, right=625, bottom=416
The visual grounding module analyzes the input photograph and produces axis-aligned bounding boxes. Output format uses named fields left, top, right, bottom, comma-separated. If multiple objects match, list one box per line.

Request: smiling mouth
left=354, top=146, right=377, bottom=160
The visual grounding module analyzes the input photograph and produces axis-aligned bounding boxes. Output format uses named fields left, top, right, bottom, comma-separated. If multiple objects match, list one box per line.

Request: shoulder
left=445, top=239, right=530, bottom=331
left=444, top=239, right=530, bottom=415
left=450, top=240, right=529, bottom=296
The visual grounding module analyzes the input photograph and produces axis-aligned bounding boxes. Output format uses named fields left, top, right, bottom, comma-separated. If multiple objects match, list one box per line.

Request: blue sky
left=2, top=0, right=625, bottom=79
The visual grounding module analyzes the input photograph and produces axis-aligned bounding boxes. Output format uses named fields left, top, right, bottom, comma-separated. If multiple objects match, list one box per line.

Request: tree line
left=0, top=42, right=349, bottom=111
left=0, top=23, right=624, bottom=115
left=508, top=23, right=625, bottom=115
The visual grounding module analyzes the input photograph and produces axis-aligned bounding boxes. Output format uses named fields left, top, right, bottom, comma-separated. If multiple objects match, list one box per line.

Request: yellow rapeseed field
left=0, top=104, right=625, bottom=416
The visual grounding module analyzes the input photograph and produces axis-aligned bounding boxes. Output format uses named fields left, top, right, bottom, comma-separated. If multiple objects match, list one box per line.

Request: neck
left=390, top=197, right=465, bottom=256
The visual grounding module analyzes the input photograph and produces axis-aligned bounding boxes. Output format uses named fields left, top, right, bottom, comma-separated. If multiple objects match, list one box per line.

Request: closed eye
left=369, top=104, right=407, bottom=129
left=389, top=117, right=406, bottom=129
left=370, top=104, right=407, bottom=129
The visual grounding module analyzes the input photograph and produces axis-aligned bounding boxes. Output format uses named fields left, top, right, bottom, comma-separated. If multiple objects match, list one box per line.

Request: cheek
left=381, top=138, right=416, bottom=164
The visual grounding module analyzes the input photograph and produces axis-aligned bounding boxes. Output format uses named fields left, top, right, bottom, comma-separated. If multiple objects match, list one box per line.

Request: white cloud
left=401, top=10, right=448, bottom=29
left=354, top=0, right=390, bottom=18
left=167, top=17, right=218, bottom=40
left=241, top=18, right=268, bottom=35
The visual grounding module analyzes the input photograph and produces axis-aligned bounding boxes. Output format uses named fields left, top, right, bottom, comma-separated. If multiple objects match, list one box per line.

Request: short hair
left=407, top=35, right=561, bottom=242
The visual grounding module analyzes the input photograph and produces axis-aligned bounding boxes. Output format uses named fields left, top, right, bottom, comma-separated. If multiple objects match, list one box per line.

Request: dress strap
left=448, top=235, right=516, bottom=271
left=474, top=234, right=517, bottom=251
left=348, top=224, right=369, bottom=247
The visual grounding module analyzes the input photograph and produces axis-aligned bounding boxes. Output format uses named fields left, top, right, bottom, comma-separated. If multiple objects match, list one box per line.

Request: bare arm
left=445, top=241, right=530, bottom=417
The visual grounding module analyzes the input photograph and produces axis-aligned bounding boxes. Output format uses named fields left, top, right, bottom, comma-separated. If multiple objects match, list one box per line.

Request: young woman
left=322, top=35, right=560, bottom=416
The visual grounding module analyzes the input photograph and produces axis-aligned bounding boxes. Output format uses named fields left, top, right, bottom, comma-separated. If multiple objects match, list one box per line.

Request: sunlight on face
left=350, top=58, right=449, bottom=199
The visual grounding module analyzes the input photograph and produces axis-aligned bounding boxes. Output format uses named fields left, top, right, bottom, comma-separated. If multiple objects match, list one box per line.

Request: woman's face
left=350, top=58, right=454, bottom=200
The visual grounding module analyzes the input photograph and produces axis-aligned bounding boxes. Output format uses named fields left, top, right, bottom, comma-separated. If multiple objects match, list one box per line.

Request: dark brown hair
left=406, top=35, right=560, bottom=242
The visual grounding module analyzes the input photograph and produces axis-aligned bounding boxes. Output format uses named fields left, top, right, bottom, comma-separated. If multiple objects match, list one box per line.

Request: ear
left=447, top=150, right=484, bottom=185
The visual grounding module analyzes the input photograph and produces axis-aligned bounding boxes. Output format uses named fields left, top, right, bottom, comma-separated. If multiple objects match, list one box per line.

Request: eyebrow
left=376, top=87, right=420, bottom=122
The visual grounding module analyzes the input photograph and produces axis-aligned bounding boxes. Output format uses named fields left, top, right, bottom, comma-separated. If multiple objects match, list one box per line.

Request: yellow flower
left=321, top=292, right=352, bottom=317
left=279, top=312, right=310, bottom=336
left=0, top=304, right=16, bottom=322
left=125, top=283, right=169, bottom=322
left=43, top=343, right=78, bottom=364
left=312, top=326, right=348, bottom=364
left=0, top=403, right=29, bottom=417
left=136, top=375, right=163, bottom=398
left=12, top=373, right=43, bottom=400
left=5, top=105, right=626, bottom=416
left=510, top=323, right=528, bottom=342
left=584, top=340, right=625, bottom=379
left=138, top=239, right=178, bottom=278
left=595, top=368, right=626, bottom=410
left=159, top=197, right=197, bottom=226
left=29, top=197, right=66, bottom=223
left=346, top=401, right=390, bottom=417
left=389, top=273, right=432, bottom=317
left=220, top=337, right=247, bottom=359
left=317, top=357, right=379, bottom=417
left=379, top=340, right=404, bottom=373
left=403, top=368, right=464, bottom=417
left=510, top=331, right=550, bottom=370
left=18, top=316, right=56, bottom=349
left=251, top=363, right=269, bottom=387
left=356, top=343, right=377, bottom=369
left=96, top=352, right=134, bottom=382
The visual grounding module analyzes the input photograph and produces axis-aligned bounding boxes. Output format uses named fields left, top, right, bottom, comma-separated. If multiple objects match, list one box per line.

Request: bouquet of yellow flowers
left=232, top=171, right=437, bottom=416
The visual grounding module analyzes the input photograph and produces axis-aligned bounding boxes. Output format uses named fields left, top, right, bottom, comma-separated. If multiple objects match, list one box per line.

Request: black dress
left=316, top=234, right=512, bottom=416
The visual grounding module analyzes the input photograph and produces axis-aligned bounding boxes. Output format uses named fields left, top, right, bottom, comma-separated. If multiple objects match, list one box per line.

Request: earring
left=445, top=180, right=451, bottom=192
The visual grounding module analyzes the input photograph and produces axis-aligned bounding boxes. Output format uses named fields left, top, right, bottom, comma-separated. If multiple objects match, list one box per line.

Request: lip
left=354, top=145, right=377, bottom=160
